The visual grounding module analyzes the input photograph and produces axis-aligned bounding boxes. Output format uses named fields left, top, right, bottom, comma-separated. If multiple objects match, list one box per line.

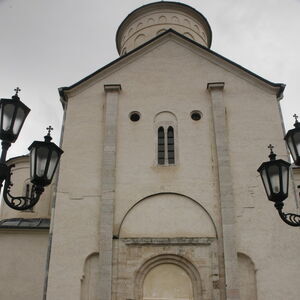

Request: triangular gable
left=59, top=29, right=285, bottom=107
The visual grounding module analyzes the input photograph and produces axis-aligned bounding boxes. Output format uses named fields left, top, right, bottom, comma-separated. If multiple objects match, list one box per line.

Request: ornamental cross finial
left=268, top=144, right=274, bottom=153
left=14, top=87, right=21, bottom=96
left=268, top=144, right=276, bottom=160
left=293, top=114, right=299, bottom=123
left=46, top=125, right=53, bottom=136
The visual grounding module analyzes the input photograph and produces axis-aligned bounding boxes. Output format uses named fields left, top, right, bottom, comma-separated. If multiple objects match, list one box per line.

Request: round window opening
left=129, top=112, right=141, bottom=122
left=191, top=111, right=202, bottom=121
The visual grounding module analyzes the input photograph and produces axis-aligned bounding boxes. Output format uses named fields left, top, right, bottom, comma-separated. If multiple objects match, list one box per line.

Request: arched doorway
left=135, top=254, right=202, bottom=300
left=143, top=263, right=193, bottom=300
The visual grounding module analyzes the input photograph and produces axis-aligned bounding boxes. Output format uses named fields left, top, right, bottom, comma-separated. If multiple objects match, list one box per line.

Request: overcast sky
left=0, top=0, right=299, bottom=159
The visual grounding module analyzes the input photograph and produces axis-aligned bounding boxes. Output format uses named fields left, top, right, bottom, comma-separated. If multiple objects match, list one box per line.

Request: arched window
left=156, top=28, right=167, bottom=35
left=167, top=126, right=174, bottom=164
left=81, top=253, right=100, bottom=300
left=238, top=253, right=257, bottom=300
left=157, top=127, right=165, bottom=165
left=156, top=126, right=175, bottom=165
left=154, top=112, right=177, bottom=166
left=23, top=178, right=34, bottom=212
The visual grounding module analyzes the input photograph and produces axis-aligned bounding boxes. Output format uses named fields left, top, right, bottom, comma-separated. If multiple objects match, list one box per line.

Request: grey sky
left=0, top=0, right=299, bottom=159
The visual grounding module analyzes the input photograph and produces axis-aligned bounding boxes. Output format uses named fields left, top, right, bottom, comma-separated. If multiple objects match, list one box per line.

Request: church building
left=1, top=2, right=300, bottom=299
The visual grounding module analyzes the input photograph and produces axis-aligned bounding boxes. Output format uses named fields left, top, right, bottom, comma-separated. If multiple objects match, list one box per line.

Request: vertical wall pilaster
left=99, top=84, right=121, bottom=300
left=208, top=82, right=240, bottom=300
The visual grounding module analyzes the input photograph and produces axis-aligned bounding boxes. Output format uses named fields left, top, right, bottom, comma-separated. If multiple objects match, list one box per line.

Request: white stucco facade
left=0, top=2, right=300, bottom=300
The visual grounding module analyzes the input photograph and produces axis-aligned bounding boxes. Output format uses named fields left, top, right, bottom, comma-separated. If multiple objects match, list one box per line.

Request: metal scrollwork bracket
left=2, top=164, right=44, bottom=211
left=275, top=202, right=300, bottom=227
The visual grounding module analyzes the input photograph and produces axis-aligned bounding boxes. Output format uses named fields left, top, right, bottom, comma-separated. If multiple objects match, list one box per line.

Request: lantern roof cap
left=257, top=158, right=291, bottom=173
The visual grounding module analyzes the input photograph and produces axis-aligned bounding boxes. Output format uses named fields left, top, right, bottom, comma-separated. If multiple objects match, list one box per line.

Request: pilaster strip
left=207, top=82, right=240, bottom=300
left=99, top=84, right=121, bottom=300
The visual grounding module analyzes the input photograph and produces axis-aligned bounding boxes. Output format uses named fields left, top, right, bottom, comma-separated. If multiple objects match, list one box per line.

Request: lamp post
left=0, top=88, right=63, bottom=211
left=258, top=115, right=300, bottom=227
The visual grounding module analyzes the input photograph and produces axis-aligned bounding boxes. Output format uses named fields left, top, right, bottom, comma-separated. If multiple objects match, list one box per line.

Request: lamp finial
left=293, top=114, right=300, bottom=128
left=268, top=144, right=276, bottom=160
left=14, top=87, right=21, bottom=96
left=45, top=126, right=53, bottom=142
left=12, top=87, right=21, bottom=100
left=293, top=113, right=298, bottom=122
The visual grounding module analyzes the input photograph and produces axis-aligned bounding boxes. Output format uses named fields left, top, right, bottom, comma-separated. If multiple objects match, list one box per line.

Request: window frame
left=155, top=121, right=178, bottom=166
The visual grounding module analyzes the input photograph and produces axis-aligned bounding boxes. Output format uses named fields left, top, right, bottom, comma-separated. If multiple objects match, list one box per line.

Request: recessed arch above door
left=118, top=193, right=217, bottom=238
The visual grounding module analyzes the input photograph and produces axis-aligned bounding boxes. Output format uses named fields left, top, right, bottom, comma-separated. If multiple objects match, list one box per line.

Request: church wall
left=46, top=38, right=300, bottom=299
left=47, top=87, right=104, bottom=299
left=0, top=230, right=48, bottom=300
left=111, top=40, right=219, bottom=235
left=110, top=40, right=299, bottom=299
left=223, top=77, right=300, bottom=299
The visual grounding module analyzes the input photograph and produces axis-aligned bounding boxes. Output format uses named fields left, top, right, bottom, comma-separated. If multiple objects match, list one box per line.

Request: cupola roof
left=116, top=1, right=212, bottom=55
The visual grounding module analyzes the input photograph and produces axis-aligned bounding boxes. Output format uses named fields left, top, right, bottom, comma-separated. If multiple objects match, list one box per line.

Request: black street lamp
left=257, top=145, right=290, bottom=203
left=0, top=88, right=63, bottom=210
left=258, top=114, right=300, bottom=227
left=284, top=114, right=300, bottom=166
left=0, top=88, right=30, bottom=164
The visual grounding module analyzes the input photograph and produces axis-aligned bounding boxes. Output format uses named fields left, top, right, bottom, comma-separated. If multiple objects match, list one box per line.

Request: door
left=143, top=263, right=193, bottom=300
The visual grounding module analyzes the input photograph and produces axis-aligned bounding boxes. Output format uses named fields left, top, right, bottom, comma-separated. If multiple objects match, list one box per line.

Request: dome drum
left=116, top=2, right=212, bottom=55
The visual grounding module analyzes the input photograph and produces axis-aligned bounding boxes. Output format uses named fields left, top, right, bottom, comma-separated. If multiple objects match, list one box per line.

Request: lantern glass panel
left=36, top=146, right=49, bottom=177
left=268, top=165, right=280, bottom=194
left=30, top=147, right=36, bottom=178
left=281, top=165, right=288, bottom=194
left=294, top=131, right=300, bottom=156
left=287, top=135, right=297, bottom=162
left=13, top=107, right=25, bottom=135
left=47, top=150, right=58, bottom=180
left=2, top=104, right=14, bottom=131
left=262, top=168, right=271, bottom=197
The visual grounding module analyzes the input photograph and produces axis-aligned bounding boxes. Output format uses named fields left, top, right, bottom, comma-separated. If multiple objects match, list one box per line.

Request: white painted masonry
left=0, top=2, right=300, bottom=300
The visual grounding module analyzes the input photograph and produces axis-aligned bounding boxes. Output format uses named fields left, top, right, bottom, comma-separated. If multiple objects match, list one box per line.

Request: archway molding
left=80, top=252, right=100, bottom=300
left=238, top=252, right=258, bottom=300
left=117, top=192, right=218, bottom=238
left=134, top=254, right=202, bottom=300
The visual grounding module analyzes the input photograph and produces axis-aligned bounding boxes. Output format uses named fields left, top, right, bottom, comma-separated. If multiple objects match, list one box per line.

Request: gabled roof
left=59, top=29, right=285, bottom=107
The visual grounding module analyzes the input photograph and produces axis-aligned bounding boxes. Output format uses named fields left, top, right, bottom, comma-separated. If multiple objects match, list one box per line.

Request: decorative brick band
left=122, top=237, right=214, bottom=245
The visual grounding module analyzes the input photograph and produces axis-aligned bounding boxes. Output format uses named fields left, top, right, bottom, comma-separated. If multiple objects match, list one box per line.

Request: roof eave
left=59, top=29, right=285, bottom=101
